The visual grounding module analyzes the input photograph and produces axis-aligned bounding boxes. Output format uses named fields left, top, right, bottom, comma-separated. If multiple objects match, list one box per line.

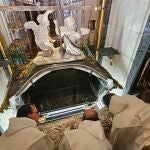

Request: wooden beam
left=0, top=6, right=101, bottom=12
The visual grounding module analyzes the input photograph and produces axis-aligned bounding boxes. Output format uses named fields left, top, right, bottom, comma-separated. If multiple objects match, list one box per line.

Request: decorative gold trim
left=94, top=0, right=107, bottom=61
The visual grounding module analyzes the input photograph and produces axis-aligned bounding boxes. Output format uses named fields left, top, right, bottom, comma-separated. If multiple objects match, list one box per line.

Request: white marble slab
left=105, top=24, right=116, bottom=47
left=33, top=51, right=85, bottom=66
left=102, top=54, right=132, bottom=87
left=124, top=0, right=150, bottom=33
left=0, top=68, right=8, bottom=106
left=118, top=28, right=140, bottom=59
left=103, top=0, right=150, bottom=94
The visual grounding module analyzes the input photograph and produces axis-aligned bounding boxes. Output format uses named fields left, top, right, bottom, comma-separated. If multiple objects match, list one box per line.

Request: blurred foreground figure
left=0, top=104, right=54, bottom=150
left=102, top=94, right=150, bottom=150
left=58, top=109, right=112, bottom=150
left=142, top=146, right=150, bottom=150
left=136, top=105, right=150, bottom=149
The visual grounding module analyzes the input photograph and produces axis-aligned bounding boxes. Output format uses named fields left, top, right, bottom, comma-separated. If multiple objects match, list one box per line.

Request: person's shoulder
left=124, top=95, right=145, bottom=103
left=58, top=135, right=71, bottom=150
left=29, top=135, right=54, bottom=150
left=26, top=127, right=46, bottom=139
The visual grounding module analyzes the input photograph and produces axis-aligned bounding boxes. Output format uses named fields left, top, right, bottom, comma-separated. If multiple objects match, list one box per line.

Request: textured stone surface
left=123, top=15, right=150, bottom=94
left=38, top=114, right=82, bottom=150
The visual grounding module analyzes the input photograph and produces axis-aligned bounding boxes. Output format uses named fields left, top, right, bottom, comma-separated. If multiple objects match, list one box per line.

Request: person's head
left=17, top=104, right=39, bottom=124
left=102, top=93, right=115, bottom=107
left=82, top=109, right=99, bottom=121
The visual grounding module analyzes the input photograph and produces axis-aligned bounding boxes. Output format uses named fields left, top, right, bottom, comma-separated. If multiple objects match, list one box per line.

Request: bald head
left=82, top=109, right=99, bottom=121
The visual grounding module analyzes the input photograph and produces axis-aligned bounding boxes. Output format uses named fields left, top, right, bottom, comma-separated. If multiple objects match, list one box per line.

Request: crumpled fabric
left=135, top=105, right=150, bottom=149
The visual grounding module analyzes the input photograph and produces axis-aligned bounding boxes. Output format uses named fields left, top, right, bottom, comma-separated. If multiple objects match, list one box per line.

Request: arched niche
left=8, top=62, right=119, bottom=112
left=22, top=68, right=103, bottom=111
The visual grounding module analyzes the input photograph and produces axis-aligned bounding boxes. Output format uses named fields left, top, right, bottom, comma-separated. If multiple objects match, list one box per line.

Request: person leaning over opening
left=0, top=104, right=54, bottom=150
left=58, top=109, right=112, bottom=150
left=102, top=93, right=149, bottom=150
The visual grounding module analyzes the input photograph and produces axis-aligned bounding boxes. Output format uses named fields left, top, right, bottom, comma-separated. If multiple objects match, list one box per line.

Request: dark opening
left=22, top=68, right=100, bottom=112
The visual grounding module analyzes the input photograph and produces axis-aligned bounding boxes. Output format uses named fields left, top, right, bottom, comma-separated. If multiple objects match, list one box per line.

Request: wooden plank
left=0, top=6, right=101, bottom=12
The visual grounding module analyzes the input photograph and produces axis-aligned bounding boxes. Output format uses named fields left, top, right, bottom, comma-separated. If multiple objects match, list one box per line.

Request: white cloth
left=0, top=117, right=53, bottom=150
left=109, top=95, right=149, bottom=150
left=135, top=105, right=150, bottom=149
left=59, top=120, right=112, bottom=150
left=109, top=95, right=147, bottom=129
left=109, top=127, right=142, bottom=150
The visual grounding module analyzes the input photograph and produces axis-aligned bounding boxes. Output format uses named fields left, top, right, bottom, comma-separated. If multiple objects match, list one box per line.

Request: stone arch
left=15, top=63, right=109, bottom=98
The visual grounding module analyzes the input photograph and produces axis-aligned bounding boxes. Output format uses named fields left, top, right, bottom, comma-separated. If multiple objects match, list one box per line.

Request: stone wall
left=0, top=68, right=8, bottom=106
left=102, top=0, right=150, bottom=95
left=0, top=2, right=11, bottom=46
left=39, top=114, right=82, bottom=150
